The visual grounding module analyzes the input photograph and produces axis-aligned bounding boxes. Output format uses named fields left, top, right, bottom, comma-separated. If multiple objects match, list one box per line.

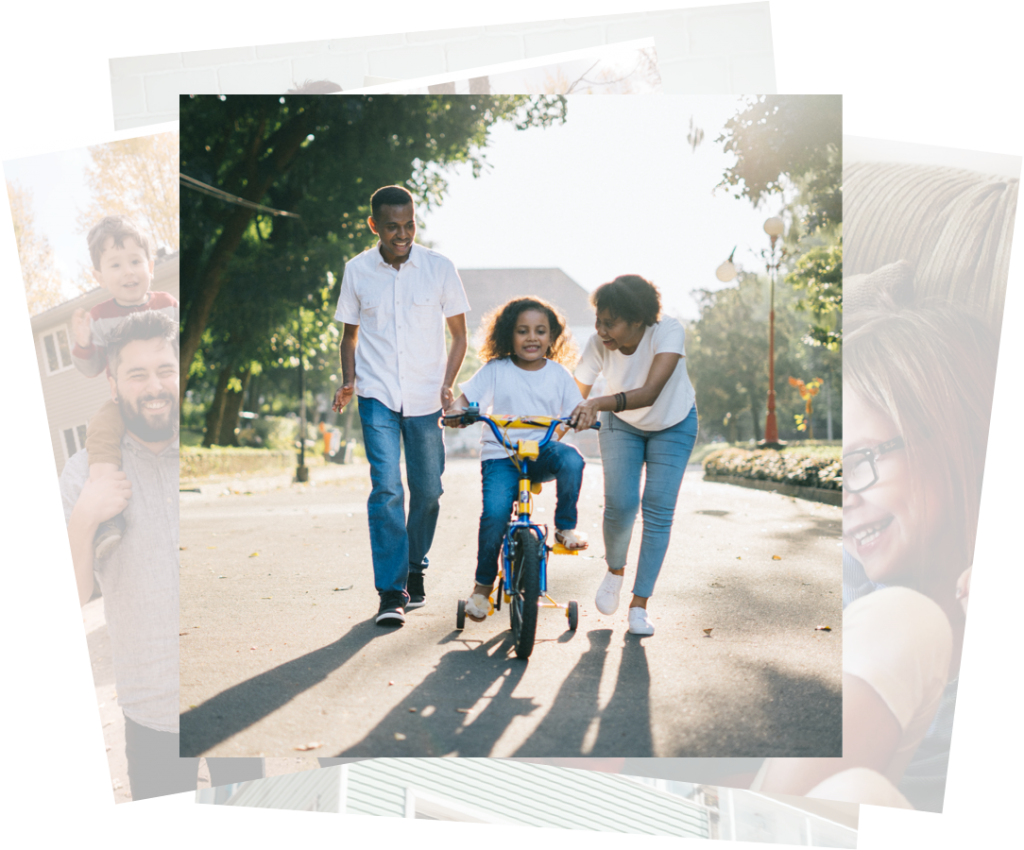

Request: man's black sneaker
left=94, top=513, right=127, bottom=560
left=406, top=572, right=426, bottom=610
left=375, top=591, right=406, bottom=626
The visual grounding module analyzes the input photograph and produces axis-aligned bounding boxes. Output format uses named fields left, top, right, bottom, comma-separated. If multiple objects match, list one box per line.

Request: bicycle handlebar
left=442, top=403, right=600, bottom=453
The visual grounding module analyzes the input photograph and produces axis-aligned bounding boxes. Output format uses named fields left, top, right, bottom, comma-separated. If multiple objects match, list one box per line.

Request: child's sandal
left=555, top=528, right=588, bottom=551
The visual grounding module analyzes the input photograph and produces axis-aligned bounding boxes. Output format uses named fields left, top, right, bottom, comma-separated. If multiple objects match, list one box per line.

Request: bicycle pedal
left=551, top=543, right=580, bottom=556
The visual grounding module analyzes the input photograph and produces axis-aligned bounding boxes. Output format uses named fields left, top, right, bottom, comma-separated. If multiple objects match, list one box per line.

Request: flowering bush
left=703, top=446, right=842, bottom=491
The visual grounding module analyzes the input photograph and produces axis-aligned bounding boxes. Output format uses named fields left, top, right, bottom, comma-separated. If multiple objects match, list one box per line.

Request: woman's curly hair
left=590, top=274, right=661, bottom=326
left=477, top=296, right=578, bottom=369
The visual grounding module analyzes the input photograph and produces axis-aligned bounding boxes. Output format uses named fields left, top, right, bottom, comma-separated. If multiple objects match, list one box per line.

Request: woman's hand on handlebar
left=570, top=397, right=602, bottom=432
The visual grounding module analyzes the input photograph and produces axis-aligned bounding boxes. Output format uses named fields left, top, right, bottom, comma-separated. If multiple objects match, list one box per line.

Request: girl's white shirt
left=459, top=358, right=583, bottom=462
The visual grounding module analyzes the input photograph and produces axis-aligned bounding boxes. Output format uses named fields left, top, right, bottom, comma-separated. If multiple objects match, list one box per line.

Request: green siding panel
left=344, top=760, right=709, bottom=838
left=214, top=759, right=709, bottom=838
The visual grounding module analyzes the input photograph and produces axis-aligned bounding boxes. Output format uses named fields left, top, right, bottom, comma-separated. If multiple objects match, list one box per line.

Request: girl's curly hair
left=477, top=296, right=578, bottom=368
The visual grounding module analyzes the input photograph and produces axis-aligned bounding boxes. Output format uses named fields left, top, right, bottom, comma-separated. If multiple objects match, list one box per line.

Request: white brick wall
left=108, top=3, right=775, bottom=129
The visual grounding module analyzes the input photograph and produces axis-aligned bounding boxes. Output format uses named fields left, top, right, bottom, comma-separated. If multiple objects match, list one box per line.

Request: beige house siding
left=30, top=252, right=180, bottom=475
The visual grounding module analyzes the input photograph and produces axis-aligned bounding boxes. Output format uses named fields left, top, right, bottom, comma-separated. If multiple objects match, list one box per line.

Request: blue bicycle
left=443, top=404, right=600, bottom=659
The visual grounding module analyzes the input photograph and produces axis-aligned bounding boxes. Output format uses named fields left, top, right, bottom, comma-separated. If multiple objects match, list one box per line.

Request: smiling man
left=60, top=311, right=262, bottom=799
left=332, top=185, right=470, bottom=625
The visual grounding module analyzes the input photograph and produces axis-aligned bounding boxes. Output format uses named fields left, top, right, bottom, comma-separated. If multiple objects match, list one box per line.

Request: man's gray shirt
left=61, top=434, right=179, bottom=732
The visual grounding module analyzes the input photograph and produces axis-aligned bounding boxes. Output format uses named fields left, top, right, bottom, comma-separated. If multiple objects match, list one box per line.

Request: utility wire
left=180, top=172, right=301, bottom=218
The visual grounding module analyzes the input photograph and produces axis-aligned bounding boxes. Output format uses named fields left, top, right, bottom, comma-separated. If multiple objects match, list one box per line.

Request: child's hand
left=955, top=566, right=972, bottom=616
left=442, top=409, right=468, bottom=429
left=79, top=471, right=132, bottom=526
left=72, top=308, right=92, bottom=347
left=332, top=384, right=354, bottom=413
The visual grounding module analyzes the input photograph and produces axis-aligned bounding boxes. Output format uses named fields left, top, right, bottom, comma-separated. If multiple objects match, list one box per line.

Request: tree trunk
left=203, top=364, right=234, bottom=447
left=217, top=363, right=253, bottom=446
left=179, top=109, right=320, bottom=403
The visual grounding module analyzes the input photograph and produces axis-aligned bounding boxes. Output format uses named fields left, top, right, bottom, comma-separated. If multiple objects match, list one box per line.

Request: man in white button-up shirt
left=333, top=185, right=469, bottom=625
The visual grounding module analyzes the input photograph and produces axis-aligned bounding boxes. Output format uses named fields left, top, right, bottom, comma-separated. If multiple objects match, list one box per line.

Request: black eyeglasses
left=843, top=437, right=905, bottom=494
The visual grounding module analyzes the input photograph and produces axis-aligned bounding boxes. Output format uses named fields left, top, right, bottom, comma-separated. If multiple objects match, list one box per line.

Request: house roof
left=29, top=250, right=179, bottom=331
left=458, top=268, right=593, bottom=329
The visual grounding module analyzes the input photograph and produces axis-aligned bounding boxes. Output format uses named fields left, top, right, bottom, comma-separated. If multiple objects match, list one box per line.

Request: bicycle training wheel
left=509, top=528, right=541, bottom=659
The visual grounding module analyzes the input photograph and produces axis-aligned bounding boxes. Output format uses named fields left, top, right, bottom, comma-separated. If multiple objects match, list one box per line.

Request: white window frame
left=720, top=787, right=859, bottom=846
left=403, top=786, right=511, bottom=824
left=59, top=422, right=90, bottom=462
left=40, top=324, right=76, bottom=375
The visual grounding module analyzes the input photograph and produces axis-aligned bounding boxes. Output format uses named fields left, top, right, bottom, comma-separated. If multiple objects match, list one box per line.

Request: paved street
left=179, top=458, right=842, bottom=759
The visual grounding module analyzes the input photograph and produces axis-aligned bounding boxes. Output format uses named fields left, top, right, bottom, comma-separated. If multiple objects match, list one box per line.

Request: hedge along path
left=702, top=446, right=841, bottom=506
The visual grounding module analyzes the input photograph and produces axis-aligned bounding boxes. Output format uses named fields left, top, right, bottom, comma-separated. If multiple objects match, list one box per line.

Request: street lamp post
left=761, top=216, right=785, bottom=448
left=716, top=219, right=786, bottom=449
left=296, top=307, right=309, bottom=482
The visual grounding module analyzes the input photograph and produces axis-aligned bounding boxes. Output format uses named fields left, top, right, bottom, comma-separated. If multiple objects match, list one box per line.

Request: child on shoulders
left=70, top=215, right=179, bottom=558
left=450, top=297, right=587, bottom=622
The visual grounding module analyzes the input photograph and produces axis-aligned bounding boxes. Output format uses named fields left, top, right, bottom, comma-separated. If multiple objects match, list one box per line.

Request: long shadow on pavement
left=180, top=619, right=387, bottom=756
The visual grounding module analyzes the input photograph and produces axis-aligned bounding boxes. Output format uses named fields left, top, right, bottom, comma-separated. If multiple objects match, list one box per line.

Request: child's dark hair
left=87, top=215, right=152, bottom=270
left=478, top=296, right=578, bottom=368
left=590, top=274, right=661, bottom=326
left=105, top=311, right=179, bottom=375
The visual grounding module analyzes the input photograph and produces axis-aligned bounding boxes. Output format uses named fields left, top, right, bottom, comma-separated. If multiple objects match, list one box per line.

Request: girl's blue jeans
left=599, top=406, right=698, bottom=599
left=476, top=441, right=585, bottom=586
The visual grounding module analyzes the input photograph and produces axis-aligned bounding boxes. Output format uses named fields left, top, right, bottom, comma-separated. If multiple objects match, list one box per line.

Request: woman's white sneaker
left=627, top=606, right=655, bottom=636
left=595, top=571, right=624, bottom=615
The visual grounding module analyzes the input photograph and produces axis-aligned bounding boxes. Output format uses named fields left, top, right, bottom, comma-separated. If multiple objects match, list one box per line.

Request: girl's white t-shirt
left=459, top=358, right=583, bottom=461
left=574, top=316, right=695, bottom=431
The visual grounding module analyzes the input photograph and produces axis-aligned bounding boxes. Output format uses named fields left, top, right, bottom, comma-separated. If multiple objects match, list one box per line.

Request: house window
left=62, top=423, right=89, bottom=461
left=42, top=326, right=75, bottom=374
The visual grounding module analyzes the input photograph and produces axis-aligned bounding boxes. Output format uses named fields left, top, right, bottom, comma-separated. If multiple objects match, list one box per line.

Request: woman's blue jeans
left=358, top=396, right=446, bottom=597
left=476, top=441, right=585, bottom=586
left=599, top=406, right=698, bottom=599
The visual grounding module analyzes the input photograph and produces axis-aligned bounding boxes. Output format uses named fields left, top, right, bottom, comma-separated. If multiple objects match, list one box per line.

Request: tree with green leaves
left=179, top=94, right=567, bottom=408
left=182, top=93, right=569, bottom=442
left=687, top=269, right=840, bottom=443
left=716, top=95, right=842, bottom=350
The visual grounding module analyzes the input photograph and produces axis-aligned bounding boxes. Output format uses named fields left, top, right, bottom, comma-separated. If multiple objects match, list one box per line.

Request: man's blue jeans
left=599, top=406, right=698, bottom=599
left=358, top=396, right=446, bottom=597
left=476, top=441, right=585, bottom=586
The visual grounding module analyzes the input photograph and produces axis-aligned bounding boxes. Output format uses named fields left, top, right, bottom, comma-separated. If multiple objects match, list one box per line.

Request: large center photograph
left=178, top=93, right=843, bottom=760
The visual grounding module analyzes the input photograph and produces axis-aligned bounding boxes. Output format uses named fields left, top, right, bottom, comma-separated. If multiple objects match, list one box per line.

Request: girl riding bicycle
left=449, top=297, right=588, bottom=622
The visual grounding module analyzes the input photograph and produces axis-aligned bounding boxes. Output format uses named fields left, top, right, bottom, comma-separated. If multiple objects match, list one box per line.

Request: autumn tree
left=528, top=48, right=663, bottom=94
left=77, top=132, right=179, bottom=256
left=7, top=180, right=66, bottom=315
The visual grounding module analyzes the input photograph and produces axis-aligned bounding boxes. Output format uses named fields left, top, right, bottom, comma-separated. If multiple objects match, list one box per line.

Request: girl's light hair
left=845, top=294, right=998, bottom=598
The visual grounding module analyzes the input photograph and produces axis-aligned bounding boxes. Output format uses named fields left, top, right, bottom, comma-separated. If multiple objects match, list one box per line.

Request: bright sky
left=419, top=94, right=787, bottom=322
left=4, top=146, right=96, bottom=299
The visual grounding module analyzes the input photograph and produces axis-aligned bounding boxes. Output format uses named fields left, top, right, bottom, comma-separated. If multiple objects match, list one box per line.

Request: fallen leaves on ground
left=703, top=628, right=714, bottom=636
left=772, top=555, right=782, bottom=560
left=249, top=552, right=259, bottom=557
left=333, top=585, right=354, bottom=591
left=293, top=742, right=322, bottom=751
left=815, top=625, right=832, bottom=631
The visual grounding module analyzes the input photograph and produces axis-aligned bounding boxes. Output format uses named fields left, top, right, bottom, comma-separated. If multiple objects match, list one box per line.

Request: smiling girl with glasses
left=754, top=292, right=999, bottom=811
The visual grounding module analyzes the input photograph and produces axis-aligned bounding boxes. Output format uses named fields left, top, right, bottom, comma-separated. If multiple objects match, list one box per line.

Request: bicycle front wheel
left=509, top=528, right=541, bottom=659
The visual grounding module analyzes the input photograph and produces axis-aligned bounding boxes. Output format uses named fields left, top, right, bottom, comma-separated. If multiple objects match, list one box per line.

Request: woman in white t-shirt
left=570, top=275, right=698, bottom=636
left=751, top=293, right=995, bottom=809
